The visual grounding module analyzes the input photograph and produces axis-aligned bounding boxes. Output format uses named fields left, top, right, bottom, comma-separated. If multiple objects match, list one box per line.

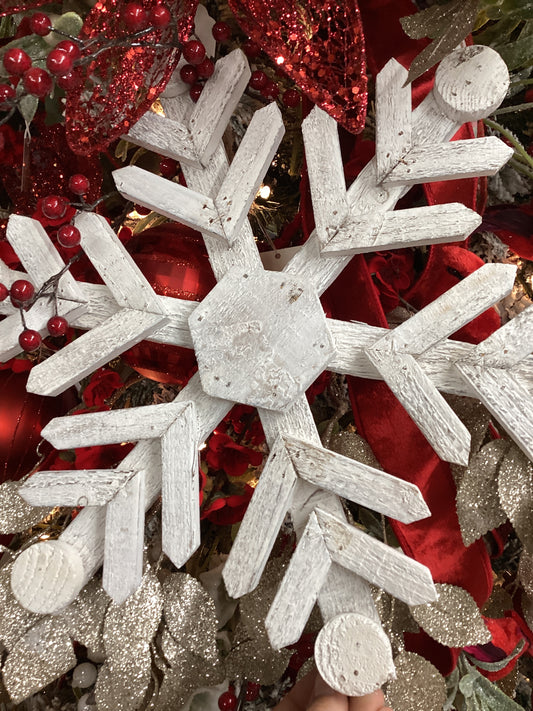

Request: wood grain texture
left=283, top=435, right=430, bottom=523
left=462, top=304, right=533, bottom=369
left=376, top=58, right=411, bottom=183
left=318, top=564, right=380, bottom=625
left=365, top=350, right=471, bottom=466
left=315, top=508, right=437, bottom=606
left=19, top=469, right=136, bottom=507
left=215, top=102, right=284, bottom=245
left=26, top=309, right=167, bottom=397
left=126, top=111, right=199, bottom=165
left=161, top=403, right=200, bottom=568
left=103, top=470, right=145, bottom=604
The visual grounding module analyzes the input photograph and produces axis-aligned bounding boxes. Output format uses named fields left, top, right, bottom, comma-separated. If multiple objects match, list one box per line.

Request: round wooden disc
left=315, top=613, right=395, bottom=696
left=11, top=540, right=85, bottom=614
left=433, top=45, right=509, bottom=123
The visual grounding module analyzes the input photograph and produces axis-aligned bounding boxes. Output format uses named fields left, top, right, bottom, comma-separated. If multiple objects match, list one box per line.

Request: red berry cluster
left=179, top=22, right=232, bottom=103
left=120, top=2, right=172, bottom=31
left=217, top=682, right=260, bottom=711
left=242, top=37, right=301, bottom=107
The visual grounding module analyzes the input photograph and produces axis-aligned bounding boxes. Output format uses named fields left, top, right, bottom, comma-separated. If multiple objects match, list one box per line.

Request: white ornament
left=72, top=663, right=98, bottom=689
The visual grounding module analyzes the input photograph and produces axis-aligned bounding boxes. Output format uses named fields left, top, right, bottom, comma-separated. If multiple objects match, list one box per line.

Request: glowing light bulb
left=258, top=184, right=271, bottom=199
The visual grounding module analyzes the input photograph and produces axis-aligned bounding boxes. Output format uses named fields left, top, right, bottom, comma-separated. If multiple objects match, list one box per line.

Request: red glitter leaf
left=65, top=0, right=198, bottom=156
left=228, top=0, right=367, bottom=133
left=0, top=0, right=49, bottom=17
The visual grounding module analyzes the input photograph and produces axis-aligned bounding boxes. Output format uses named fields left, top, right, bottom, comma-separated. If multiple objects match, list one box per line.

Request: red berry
left=283, top=89, right=300, bottom=108
left=69, top=173, right=90, bottom=195
left=189, top=83, right=203, bottom=102
left=122, top=3, right=148, bottom=31
left=249, top=69, right=267, bottom=91
left=22, top=67, right=52, bottom=98
left=118, top=225, right=133, bottom=242
left=134, top=204, right=151, bottom=216
left=261, top=79, right=279, bottom=100
left=218, top=691, right=237, bottom=711
left=196, top=57, right=214, bottom=79
left=212, top=21, right=231, bottom=42
left=179, top=64, right=197, bottom=85
left=30, top=12, right=52, bottom=36
left=56, top=40, right=81, bottom=60
left=183, top=40, right=206, bottom=66
left=19, top=329, right=42, bottom=352
left=46, top=48, right=73, bottom=76
left=150, top=4, right=171, bottom=28
left=159, top=156, right=178, bottom=178
left=57, top=224, right=81, bottom=248
left=41, top=195, right=68, bottom=220
left=56, top=70, right=81, bottom=91
left=3, top=48, right=32, bottom=77
left=242, top=39, right=260, bottom=58
left=0, top=83, right=16, bottom=109
left=47, top=315, right=68, bottom=336
left=10, top=279, right=35, bottom=304
left=0, top=283, right=9, bottom=301
left=245, top=682, right=261, bottom=701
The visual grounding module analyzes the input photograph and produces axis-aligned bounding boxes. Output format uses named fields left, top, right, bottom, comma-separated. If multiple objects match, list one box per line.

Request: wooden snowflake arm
left=126, top=112, right=200, bottom=166
left=19, top=469, right=137, bottom=507
left=26, top=309, right=168, bottom=397
left=282, top=435, right=430, bottom=523
left=214, top=102, right=285, bottom=245
left=103, top=470, right=145, bottom=604
left=375, top=59, right=411, bottom=183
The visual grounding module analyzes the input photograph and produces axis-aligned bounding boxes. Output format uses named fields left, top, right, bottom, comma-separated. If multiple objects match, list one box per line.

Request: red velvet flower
left=205, top=432, right=263, bottom=477
left=366, top=250, right=415, bottom=313
left=74, top=442, right=134, bottom=470
left=201, top=485, right=255, bottom=525
left=82, top=368, right=124, bottom=408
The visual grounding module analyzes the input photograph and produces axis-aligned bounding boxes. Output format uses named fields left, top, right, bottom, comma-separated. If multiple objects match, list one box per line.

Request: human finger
left=348, top=688, right=390, bottom=711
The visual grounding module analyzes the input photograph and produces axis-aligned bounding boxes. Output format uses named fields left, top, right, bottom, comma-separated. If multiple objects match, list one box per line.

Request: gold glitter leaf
left=3, top=617, right=76, bottom=704
left=410, top=584, right=491, bottom=647
left=95, top=649, right=153, bottom=711
left=225, top=622, right=292, bottom=686
left=59, top=577, right=111, bottom=657
left=456, top=440, right=510, bottom=547
left=385, top=652, right=446, bottom=711
left=163, top=572, right=219, bottom=661
left=0, top=481, right=51, bottom=534
left=498, top=445, right=533, bottom=553
left=519, top=551, right=533, bottom=598
left=0, top=562, right=42, bottom=651
left=329, top=432, right=381, bottom=469
left=240, top=557, right=287, bottom=631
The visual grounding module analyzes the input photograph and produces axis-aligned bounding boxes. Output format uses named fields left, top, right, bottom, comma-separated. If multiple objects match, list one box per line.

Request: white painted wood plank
left=384, top=137, right=513, bottom=187
left=223, top=436, right=298, bottom=598
left=464, top=304, right=533, bottom=369
left=318, top=564, right=380, bottom=624
left=103, top=470, right=145, bottom=604
left=42, top=402, right=191, bottom=449
left=283, top=436, right=430, bottom=524
left=7, top=215, right=84, bottom=301
left=161, top=402, right=200, bottom=568
left=19, top=469, right=136, bottom=507
left=75, top=212, right=165, bottom=313
left=315, top=507, right=437, bottom=606
left=366, top=350, right=471, bottom=466
left=322, top=203, right=481, bottom=256
left=373, top=264, right=517, bottom=356
left=26, top=309, right=167, bottom=397
left=326, top=318, right=533, bottom=398
left=189, top=49, right=251, bottom=165
left=113, top=166, right=225, bottom=240
left=266, top=512, right=332, bottom=650
left=302, top=107, right=348, bottom=248
left=215, top=102, right=284, bottom=245
left=456, top=364, right=533, bottom=463
left=376, top=58, right=411, bottom=183
left=126, top=111, right=200, bottom=166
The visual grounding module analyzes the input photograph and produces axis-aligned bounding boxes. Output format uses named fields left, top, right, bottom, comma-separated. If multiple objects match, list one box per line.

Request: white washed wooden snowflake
left=3, top=43, right=533, bottom=695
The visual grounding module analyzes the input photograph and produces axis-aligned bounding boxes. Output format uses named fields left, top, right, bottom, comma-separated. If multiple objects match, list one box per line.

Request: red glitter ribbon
left=0, top=0, right=49, bottom=17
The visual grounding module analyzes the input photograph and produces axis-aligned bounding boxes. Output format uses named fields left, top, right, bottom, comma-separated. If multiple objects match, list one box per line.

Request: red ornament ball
left=283, top=89, right=301, bottom=108
left=121, top=3, right=149, bottom=31
left=183, top=40, right=206, bottom=66
left=56, top=70, right=81, bottom=91
left=46, top=48, right=74, bottom=77
left=122, top=223, right=216, bottom=384
left=218, top=691, right=237, bottom=711
left=159, top=157, right=178, bottom=178
left=30, top=12, right=52, bottom=36
left=19, top=329, right=42, bottom=352
left=189, top=83, right=203, bottom=102
left=196, top=57, right=214, bottom=79
left=0, top=84, right=15, bottom=109
left=3, top=48, right=32, bottom=76
left=179, top=64, right=197, bottom=85
left=261, top=79, right=279, bottom=100
left=212, top=21, right=231, bottom=42
left=150, top=4, right=171, bottom=28
left=56, top=40, right=81, bottom=61
left=10, top=279, right=35, bottom=305
left=0, top=284, right=8, bottom=302
left=47, top=315, right=69, bottom=336
left=42, top=195, right=68, bottom=220
left=249, top=69, right=267, bottom=91
left=242, top=39, right=260, bottom=58
left=246, top=683, right=261, bottom=701
left=22, top=67, right=53, bottom=98
left=69, top=173, right=90, bottom=195
left=57, top=224, right=81, bottom=248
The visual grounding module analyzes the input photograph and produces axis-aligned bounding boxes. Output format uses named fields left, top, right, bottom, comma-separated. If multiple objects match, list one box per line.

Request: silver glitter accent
left=2, top=617, right=76, bottom=704
left=446, top=397, right=491, bottom=488
left=329, top=431, right=381, bottom=469
left=240, top=558, right=287, bottom=631
left=519, top=551, right=533, bottom=598
left=499, top=445, right=533, bottom=553
left=225, top=622, right=292, bottom=686
left=456, top=440, right=510, bottom=546
left=0, top=562, right=42, bottom=651
left=95, top=650, right=152, bottom=711
left=410, top=584, right=491, bottom=647
left=373, top=589, right=419, bottom=656
left=385, top=652, right=446, bottom=711
left=0, top=481, right=51, bottom=534
left=59, top=578, right=110, bottom=657
left=521, top=593, right=533, bottom=632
